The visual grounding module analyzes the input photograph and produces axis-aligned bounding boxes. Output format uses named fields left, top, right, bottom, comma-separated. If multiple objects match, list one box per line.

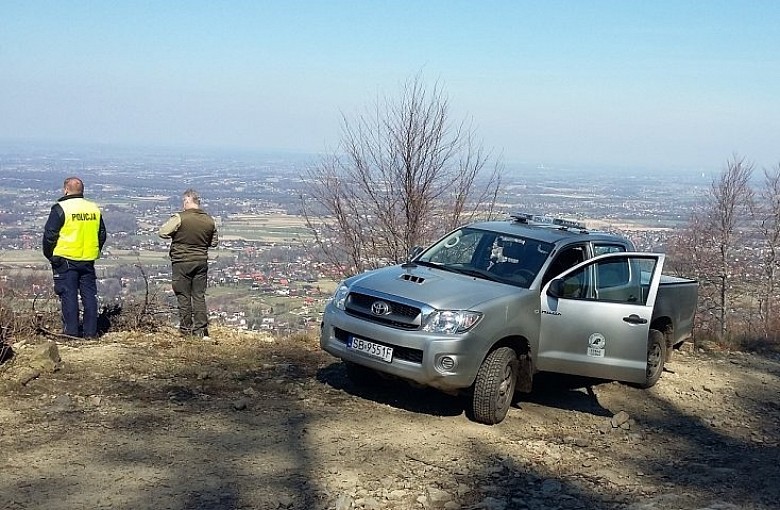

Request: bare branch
left=302, top=74, right=501, bottom=275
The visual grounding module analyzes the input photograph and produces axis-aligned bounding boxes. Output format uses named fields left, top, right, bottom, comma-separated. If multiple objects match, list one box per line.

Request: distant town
left=0, top=142, right=713, bottom=333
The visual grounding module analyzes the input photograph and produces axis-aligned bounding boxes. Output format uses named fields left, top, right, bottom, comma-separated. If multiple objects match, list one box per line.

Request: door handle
left=623, top=314, right=647, bottom=325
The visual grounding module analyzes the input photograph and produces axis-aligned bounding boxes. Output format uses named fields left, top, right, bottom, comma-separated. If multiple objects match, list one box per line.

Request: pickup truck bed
left=654, top=275, right=698, bottom=349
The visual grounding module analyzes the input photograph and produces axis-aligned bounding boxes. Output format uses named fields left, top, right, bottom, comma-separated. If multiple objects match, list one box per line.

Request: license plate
left=587, top=347, right=605, bottom=358
left=348, top=336, right=393, bottom=362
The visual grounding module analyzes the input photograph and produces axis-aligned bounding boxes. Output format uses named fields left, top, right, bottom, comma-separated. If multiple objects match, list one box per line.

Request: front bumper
left=319, top=305, right=484, bottom=392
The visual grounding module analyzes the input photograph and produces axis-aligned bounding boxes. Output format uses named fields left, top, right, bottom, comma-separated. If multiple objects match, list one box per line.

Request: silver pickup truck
left=320, top=213, right=699, bottom=424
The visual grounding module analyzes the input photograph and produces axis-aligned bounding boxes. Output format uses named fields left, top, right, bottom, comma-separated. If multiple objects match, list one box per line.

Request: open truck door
left=537, top=253, right=665, bottom=384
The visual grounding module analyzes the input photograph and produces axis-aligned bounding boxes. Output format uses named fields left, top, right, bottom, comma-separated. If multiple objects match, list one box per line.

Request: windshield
left=416, top=227, right=553, bottom=288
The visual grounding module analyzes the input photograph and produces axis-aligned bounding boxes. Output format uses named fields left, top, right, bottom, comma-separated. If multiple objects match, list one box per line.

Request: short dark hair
left=64, top=177, right=84, bottom=194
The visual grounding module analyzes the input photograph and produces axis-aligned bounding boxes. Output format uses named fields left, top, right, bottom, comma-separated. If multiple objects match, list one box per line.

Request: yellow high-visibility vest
left=53, top=198, right=102, bottom=261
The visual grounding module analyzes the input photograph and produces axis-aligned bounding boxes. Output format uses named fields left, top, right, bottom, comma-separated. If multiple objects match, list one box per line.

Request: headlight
left=331, top=284, right=350, bottom=310
left=422, top=310, right=482, bottom=334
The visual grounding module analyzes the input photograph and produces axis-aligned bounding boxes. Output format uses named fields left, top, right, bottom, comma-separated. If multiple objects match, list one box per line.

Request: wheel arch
left=650, top=316, right=675, bottom=358
left=488, top=335, right=533, bottom=393
left=650, top=316, right=673, bottom=336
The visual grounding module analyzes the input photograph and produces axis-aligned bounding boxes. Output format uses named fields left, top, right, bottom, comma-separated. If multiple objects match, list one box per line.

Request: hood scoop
left=399, top=273, right=426, bottom=284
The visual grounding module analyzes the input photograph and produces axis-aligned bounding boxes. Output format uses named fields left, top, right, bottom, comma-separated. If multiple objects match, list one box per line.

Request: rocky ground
left=1, top=327, right=779, bottom=510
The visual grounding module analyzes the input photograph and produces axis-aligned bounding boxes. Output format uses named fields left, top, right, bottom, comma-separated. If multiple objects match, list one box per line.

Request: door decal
left=587, top=333, right=606, bottom=357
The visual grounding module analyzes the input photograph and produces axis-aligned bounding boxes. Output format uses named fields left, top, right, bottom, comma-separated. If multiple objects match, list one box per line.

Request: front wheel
left=470, top=347, right=518, bottom=425
left=638, top=329, right=666, bottom=389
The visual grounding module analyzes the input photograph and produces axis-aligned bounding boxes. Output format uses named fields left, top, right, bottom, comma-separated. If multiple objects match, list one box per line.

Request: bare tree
left=302, top=75, right=502, bottom=275
left=753, top=164, right=780, bottom=339
left=703, top=156, right=754, bottom=342
left=711, top=156, right=754, bottom=342
left=667, top=206, right=718, bottom=346
left=667, top=155, right=755, bottom=344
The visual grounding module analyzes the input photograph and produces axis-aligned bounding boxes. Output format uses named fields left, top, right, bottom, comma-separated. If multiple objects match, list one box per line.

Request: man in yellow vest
left=42, top=177, right=107, bottom=338
left=159, top=189, right=218, bottom=340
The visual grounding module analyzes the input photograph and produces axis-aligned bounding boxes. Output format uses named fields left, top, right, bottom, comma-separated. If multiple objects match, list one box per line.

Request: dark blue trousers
left=51, top=258, right=98, bottom=337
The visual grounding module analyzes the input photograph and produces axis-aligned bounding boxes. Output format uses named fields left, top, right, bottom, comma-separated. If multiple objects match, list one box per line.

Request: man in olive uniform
left=159, top=189, right=218, bottom=339
left=42, top=177, right=107, bottom=338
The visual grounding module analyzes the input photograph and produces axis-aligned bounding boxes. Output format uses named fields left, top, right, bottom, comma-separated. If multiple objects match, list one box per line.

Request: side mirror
left=408, top=246, right=423, bottom=260
left=547, top=278, right=565, bottom=298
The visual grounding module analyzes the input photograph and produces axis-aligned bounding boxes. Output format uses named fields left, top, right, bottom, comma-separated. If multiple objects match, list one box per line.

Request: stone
left=427, top=487, right=453, bottom=504
left=232, top=397, right=250, bottom=410
left=333, top=494, right=354, bottom=510
left=50, top=394, right=73, bottom=412
left=361, top=497, right=380, bottom=510
left=17, top=369, right=41, bottom=386
left=478, top=496, right=507, bottom=510
left=611, top=410, right=630, bottom=428
left=387, top=489, right=408, bottom=500
left=276, top=494, right=294, bottom=507
left=540, top=478, right=562, bottom=495
left=29, top=342, right=61, bottom=372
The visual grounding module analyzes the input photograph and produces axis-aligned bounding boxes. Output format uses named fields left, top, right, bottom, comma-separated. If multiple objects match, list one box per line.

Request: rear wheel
left=471, top=347, right=518, bottom=424
left=639, top=329, right=666, bottom=389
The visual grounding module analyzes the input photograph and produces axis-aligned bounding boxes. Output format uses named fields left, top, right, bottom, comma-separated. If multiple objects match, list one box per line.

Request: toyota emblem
left=371, top=300, right=391, bottom=316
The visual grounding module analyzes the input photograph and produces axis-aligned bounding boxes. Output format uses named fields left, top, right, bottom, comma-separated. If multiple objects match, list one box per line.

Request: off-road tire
left=639, top=329, right=666, bottom=389
left=471, top=347, right=518, bottom=425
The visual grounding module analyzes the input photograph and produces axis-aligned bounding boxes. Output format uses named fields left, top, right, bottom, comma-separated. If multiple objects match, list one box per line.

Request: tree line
left=668, top=156, right=780, bottom=348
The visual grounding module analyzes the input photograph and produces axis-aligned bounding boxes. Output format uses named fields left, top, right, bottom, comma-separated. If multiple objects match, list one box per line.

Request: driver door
left=537, top=253, right=665, bottom=384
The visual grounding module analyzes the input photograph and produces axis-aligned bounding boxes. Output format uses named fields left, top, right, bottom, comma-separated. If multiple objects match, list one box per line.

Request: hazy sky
left=2, top=1, right=779, bottom=171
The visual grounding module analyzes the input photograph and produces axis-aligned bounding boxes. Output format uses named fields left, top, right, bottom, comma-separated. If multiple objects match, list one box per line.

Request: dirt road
left=1, top=328, right=779, bottom=510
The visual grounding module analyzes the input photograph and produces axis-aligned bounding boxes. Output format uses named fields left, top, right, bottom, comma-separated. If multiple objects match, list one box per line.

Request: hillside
left=1, top=328, right=779, bottom=510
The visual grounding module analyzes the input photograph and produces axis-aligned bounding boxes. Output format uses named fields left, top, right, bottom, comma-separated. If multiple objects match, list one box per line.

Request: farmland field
left=218, top=214, right=313, bottom=243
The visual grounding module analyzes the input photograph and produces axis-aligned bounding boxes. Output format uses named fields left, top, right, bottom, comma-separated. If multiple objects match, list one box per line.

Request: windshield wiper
left=415, top=262, right=500, bottom=282
left=447, top=266, right=500, bottom=282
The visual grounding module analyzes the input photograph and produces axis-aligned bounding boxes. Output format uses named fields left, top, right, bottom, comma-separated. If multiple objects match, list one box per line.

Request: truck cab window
left=594, top=244, right=627, bottom=256
left=559, top=256, right=657, bottom=304
left=542, top=245, right=586, bottom=286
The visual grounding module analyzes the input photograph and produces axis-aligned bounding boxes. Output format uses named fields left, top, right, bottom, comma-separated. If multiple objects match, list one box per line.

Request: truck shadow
left=518, top=372, right=613, bottom=417
left=317, top=361, right=466, bottom=417
left=317, top=362, right=613, bottom=419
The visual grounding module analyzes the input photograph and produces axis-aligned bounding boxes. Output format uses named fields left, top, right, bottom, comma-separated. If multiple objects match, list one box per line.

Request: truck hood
left=346, top=264, right=530, bottom=310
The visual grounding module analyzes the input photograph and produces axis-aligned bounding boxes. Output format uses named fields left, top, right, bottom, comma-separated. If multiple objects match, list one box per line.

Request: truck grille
left=334, top=328, right=424, bottom=364
left=346, top=292, right=421, bottom=330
